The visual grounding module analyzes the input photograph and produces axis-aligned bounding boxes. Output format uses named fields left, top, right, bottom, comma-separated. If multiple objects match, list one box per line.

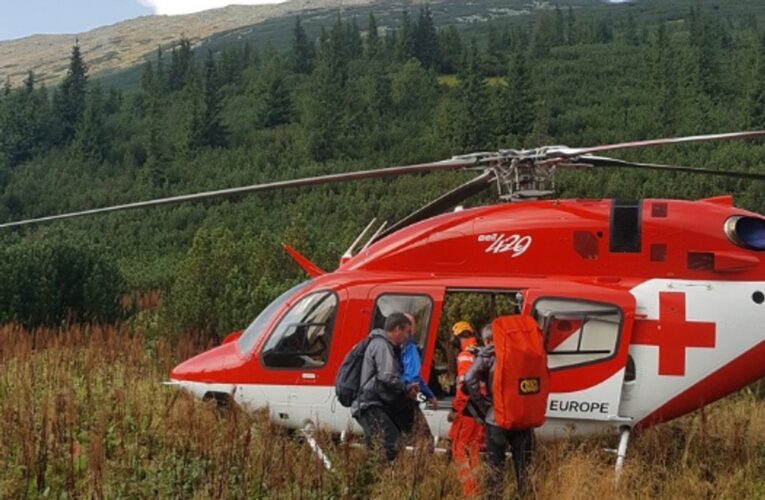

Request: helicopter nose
left=169, top=356, right=204, bottom=381
left=169, top=341, right=243, bottom=382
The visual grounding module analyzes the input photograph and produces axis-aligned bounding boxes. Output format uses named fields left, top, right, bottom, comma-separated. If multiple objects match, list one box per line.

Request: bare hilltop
left=0, top=0, right=381, bottom=87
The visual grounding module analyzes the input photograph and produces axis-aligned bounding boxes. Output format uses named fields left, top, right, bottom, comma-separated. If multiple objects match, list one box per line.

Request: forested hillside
left=2, top=0, right=765, bottom=336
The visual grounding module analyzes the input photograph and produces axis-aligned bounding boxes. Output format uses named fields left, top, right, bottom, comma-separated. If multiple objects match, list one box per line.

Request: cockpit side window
left=261, top=291, right=338, bottom=369
left=370, top=294, right=433, bottom=347
left=237, top=280, right=312, bottom=354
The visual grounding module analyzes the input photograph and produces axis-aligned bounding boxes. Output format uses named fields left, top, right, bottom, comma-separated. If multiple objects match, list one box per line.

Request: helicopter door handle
left=301, top=373, right=317, bottom=382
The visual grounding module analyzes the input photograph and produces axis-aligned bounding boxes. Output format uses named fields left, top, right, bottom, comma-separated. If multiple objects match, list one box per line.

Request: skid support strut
left=614, top=426, right=631, bottom=478
left=301, top=424, right=332, bottom=471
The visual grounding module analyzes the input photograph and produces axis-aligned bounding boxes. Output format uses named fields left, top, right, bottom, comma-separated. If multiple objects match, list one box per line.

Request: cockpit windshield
left=237, top=280, right=313, bottom=354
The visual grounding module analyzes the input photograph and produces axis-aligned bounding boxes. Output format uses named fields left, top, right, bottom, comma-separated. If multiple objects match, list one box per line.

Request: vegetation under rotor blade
left=579, top=155, right=765, bottom=180
left=0, top=158, right=479, bottom=229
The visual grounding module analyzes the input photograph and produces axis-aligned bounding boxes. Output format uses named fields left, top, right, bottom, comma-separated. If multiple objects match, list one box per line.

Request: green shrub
left=0, top=241, right=125, bottom=326
left=165, top=226, right=300, bottom=341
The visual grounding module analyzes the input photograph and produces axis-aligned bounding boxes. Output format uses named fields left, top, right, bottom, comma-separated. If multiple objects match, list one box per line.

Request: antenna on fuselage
left=342, top=218, right=377, bottom=261
left=362, top=220, right=388, bottom=252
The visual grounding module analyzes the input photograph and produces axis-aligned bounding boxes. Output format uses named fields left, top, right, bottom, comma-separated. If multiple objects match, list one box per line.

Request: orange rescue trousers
left=449, top=414, right=485, bottom=497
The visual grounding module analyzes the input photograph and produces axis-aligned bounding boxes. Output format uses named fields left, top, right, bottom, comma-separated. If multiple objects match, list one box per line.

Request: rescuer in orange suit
left=447, top=321, right=484, bottom=497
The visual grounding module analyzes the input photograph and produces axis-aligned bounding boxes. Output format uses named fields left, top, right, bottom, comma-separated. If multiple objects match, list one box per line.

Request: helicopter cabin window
left=432, top=290, right=520, bottom=400
left=370, top=295, right=433, bottom=347
left=261, top=291, right=338, bottom=369
left=533, top=299, right=622, bottom=370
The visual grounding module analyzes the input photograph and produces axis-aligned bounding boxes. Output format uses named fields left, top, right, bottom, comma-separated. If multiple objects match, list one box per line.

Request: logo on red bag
left=519, top=377, right=540, bottom=395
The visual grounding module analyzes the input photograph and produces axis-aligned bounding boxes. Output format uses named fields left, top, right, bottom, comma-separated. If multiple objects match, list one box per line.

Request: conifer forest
left=2, top=1, right=765, bottom=497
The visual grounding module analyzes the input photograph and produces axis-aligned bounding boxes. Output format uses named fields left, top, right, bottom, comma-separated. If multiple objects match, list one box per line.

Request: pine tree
left=624, top=12, right=639, bottom=46
left=694, top=12, right=720, bottom=101
left=366, top=12, right=380, bottom=59
left=0, top=80, right=51, bottom=166
left=484, top=24, right=505, bottom=77
left=155, top=46, right=166, bottom=93
left=140, top=48, right=169, bottom=97
left=53, top=42, right=88, bottom=144
left=167, top=38, right=193, bottom=91
left=437, top=25, right=463, bottom=73
left=397, top=10, right=416, bottom=62
left=74, top=84, right=107, bottom=161
left=219, top=44, right=246, bottom=85
left=326, top=15, right=350, bottom=83
left=143, top=67, right=170, bottom=188
left=305, top=25, right=347, bottom=161
left=527, top=99, right=552, bottom=146
left=688, top=3, right=702, bottom=46
left=596, top=16, right=614, bottom=44
left=140, top=61, right=155, bottom=95
left=652, top=23, right=678, bottom=134
left=145, top=123, right=169, bottom=188
left=499, top=50, right=534, bottom=140
left=385, top=27, right=398, bottom=59
left=255, top=57, right=292, bottom=129
left=554, top=5, right=565, bottom=46
left=23, top=71, right=35, bottom=94
left=749, top=33, right=765, bottom=128
left=414, top=5, right=438, bottom=68
left=104, top=87, right=121, bottom=115
left=362, top=59, right=391, bottom=120
left=391, top=60, right=438, bottom=116
left=243, top=41, right=259, bottom=68
left=457, top=39, right=491, bottom=151
left=346, top=17, right=363, bottom=60
left=532, top=11, right=554, bottom=57
left=566, top=6, right=576, bottom=45
left=291, top=16, right=315, bottom=74
left=199, top=52, right=227, bottom=148
left=185, top=75, right=205, bottom=153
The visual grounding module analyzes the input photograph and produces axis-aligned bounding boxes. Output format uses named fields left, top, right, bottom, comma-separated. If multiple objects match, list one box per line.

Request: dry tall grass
left=1, top=324, right=764, bottom=499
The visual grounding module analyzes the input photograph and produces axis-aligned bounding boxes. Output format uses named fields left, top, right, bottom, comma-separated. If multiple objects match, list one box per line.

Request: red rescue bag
left=492, top=315, right=550, bottom=430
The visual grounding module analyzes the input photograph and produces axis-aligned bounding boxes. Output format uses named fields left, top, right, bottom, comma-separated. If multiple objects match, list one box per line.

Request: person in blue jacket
left=393, top=313, right=438, bottom=438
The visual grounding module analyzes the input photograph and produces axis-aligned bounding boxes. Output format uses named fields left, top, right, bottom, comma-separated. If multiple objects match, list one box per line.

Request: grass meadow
left=2, top=323, right=765, bottom=499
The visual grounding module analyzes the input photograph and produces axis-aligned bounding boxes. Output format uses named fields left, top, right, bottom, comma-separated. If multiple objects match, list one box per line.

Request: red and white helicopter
left=5, top=130, right=765, bottom=469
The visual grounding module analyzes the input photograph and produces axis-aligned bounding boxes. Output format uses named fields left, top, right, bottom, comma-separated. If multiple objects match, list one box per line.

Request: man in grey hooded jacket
left=353, top=312, right=418, bottom=461
left=464, top=323, right=534, bottom=498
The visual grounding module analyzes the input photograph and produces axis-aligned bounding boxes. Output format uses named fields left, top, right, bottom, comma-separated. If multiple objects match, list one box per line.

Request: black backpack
left=335, top=337, right=373, bottom=407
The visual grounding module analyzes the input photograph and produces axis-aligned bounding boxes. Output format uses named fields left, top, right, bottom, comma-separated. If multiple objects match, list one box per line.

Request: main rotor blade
left=0, top=158, right=479, bottom=229
left=578, top=155, right=765, bottom=180
left=549, top=130, right=765, bottom=158
left=373, top=169, right=497, bottom=243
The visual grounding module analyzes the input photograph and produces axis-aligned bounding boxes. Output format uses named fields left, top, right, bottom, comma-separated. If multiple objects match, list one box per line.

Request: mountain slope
left=0, top=0, right=382, bottom=87
left=2, top=0, right=611, bottom=88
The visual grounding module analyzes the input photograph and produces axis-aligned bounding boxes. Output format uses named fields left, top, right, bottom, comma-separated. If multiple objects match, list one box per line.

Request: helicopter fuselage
left=169, top=197, right=765, bottom=440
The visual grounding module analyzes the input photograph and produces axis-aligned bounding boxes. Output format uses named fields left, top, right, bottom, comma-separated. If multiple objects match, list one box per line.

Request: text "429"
left=478, top=233, right=533, bottom=258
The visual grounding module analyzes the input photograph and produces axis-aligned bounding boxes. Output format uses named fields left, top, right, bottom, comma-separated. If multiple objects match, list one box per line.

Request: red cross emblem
left=632, top=292, right=716, bottom=376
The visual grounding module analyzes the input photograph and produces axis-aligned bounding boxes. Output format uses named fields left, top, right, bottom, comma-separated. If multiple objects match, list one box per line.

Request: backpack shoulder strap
left=358, top=336, right=377, bottom=390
